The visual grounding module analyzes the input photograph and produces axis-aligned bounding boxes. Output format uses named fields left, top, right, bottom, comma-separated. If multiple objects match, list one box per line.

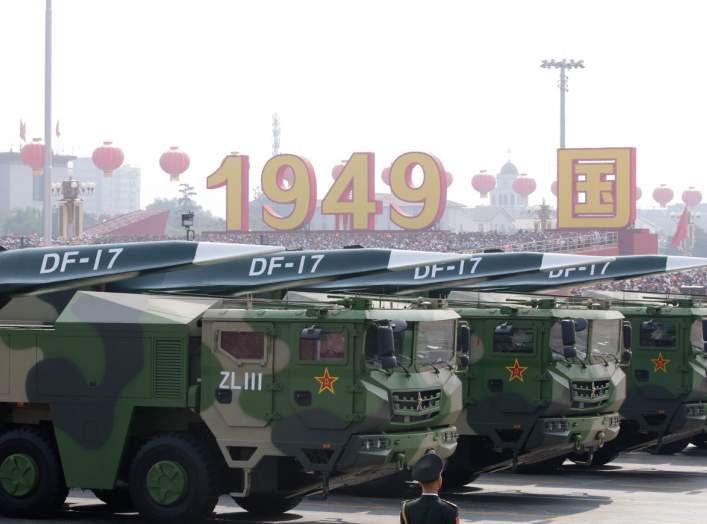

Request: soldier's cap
left=412, top=452, right=444, bottom=483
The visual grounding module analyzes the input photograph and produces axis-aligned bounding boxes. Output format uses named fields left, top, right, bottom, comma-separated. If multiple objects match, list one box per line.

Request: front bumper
left=336, top=426, right=458, bottom=472
left=525, top=412, right=621, bottom=457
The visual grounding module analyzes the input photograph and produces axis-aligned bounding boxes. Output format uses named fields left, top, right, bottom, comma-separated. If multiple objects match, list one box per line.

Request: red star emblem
left=506, top=359, right=528, bottom=382
left=651, top=352, right=670, bottom=373
left=314, top=367, right=339, bottom=395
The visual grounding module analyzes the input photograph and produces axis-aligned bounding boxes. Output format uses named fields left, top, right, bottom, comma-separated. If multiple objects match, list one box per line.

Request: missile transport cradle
left=0, top=241, right=705, bottom=523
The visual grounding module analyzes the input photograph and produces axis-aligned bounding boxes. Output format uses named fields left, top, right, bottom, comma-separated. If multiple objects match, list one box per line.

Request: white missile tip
left=387, top=250, right=465, bottom=270
left=540, top=253, right=615, bottom=271
left=665, top=256, right=707, bottom=272
left=193, top=242, right=284, bottom=265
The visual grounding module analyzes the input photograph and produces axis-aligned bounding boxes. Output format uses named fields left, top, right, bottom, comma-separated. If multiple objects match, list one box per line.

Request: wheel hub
left=0, top=453, right=39, bottom=497
left=145, top=460, right=187, bottom=506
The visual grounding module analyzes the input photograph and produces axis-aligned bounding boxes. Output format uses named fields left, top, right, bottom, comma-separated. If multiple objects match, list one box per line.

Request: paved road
left=5, top=447, right=707, bottom=523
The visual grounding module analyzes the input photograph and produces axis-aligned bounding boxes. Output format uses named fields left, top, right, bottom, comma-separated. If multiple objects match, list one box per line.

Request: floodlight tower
left=272, top=113, right=280, bottom=156
left=540, top=58, right=585, bottom=148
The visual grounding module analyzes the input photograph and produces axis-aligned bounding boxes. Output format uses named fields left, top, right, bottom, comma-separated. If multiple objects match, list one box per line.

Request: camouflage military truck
left=569, top=291, right=707, bottom=465
left=438, top=292, right=628, bottom=486
left=0, top=291, right=463, bottom=523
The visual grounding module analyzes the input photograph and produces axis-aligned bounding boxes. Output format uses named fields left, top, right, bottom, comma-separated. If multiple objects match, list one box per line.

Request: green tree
left=1, top=207, right=42, bottom=235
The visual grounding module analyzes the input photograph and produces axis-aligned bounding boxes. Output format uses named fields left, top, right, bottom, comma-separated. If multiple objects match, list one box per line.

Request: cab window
left=220, top=331, right=265, bottom=360
left=493, top=326, right=535, bottom=353
left=300, top=332, right=346, bottom=361
left=639, top=320, right=677, bottom=348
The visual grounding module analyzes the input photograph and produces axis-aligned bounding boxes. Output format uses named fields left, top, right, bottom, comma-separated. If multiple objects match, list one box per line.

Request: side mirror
left=381, top=355, right=397, bottom=370
left=573, top=318, right=588, bottom=332
left=390, top=320, right=408, bottom=333
left=458, top=324, right=471, bottom=354
left=561, top=319, right=576, bottom=347
left=495, top=323, right=513, bottom=336
left=300, top=327, right=322, bottom=340
left=621, top=349, right=632, bottom=365
left=641, top=319, right=658, bottom=333
left=377, top=326, right=395, bottom=358
left=458, top=354, right=470, bottom=370
left=622, top=323, right=632, bottom=350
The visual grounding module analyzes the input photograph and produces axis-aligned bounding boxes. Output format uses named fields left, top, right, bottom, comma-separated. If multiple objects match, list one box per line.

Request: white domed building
left=490, top=160, right=528, bottom=213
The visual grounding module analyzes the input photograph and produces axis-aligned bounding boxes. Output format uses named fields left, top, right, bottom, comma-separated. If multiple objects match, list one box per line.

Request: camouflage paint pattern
left=0, top=291, right=463, bottom=498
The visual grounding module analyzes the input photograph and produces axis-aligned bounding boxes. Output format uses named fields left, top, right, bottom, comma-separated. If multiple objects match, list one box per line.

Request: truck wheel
left=589, top=447, right=621, bottom=466
left=691, top=433, right=707, bottom=449
left=0, top=426, right=68, bottom=517
left=442, top=468, right=479, bottom=490
left=129, top=434, right=220, bottom=524
left=516, top=455, right=566, bottom=474
left=652, top=438, right=690, bottom=455
left=234, top=493, right=303, bottom=515
left=93, top=488, right=134, bottom=512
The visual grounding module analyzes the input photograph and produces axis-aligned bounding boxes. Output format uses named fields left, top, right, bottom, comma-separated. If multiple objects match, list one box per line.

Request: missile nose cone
left=193, top=242, right=284, bottom=265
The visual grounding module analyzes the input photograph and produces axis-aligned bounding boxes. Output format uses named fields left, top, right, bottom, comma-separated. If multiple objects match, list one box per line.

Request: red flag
left=672, top=207, right=689, bottom=247
left=55, top=121, right=61, bottom=137
left=19, top=120, right=26, bottom=142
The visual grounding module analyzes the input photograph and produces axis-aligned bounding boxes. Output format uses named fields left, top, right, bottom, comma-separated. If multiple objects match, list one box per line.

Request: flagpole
left=43, top=0, right=53, bottom=245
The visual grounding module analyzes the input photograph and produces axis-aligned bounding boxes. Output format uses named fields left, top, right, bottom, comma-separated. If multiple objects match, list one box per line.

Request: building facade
left=490, top=160, right=527, bottom=211
left=70, top=158, right=141, bottom=217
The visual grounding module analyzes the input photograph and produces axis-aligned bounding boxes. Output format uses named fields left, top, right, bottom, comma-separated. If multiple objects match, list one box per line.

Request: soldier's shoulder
left=439, top=497, right=459, bottom=511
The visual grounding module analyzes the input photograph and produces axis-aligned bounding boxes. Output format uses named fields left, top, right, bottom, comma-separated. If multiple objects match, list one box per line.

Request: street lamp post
left=43, top=0, right=53, bottom=244
left=540, top=59, right=585, bottom=149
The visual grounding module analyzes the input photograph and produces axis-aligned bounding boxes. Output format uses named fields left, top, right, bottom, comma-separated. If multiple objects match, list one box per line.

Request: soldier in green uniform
left=400, top=453, right=460, bottom=524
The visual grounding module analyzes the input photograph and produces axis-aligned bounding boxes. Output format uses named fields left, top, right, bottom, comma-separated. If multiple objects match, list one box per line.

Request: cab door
left=282, top=322, right=356, bottom=430
left=468, top=318, right=543, bottom=415
left=202, top=321, right=275, bottom=428
left=631, top=317, right=682, bottom=400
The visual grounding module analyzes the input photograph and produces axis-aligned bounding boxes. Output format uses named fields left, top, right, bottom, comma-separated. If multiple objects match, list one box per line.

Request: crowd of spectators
left=578, top=268, right=707, bottom=295
left=201, top=229, right=614, bottom=253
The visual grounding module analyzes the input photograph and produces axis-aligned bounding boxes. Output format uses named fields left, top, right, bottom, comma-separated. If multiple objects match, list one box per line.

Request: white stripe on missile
left=193, top=242, right=284, bottom=265
left=665, top=256, right=707, bottom=272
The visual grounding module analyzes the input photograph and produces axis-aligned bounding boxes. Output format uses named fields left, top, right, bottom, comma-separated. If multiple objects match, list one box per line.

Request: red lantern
left=445, top=171, right=453, bottom=187
left=551, top=181, right=558, bottom=196
left=682, top=187, right=702, bottom=207
left=652, top=185, right=673, bottom=208
left=512, top=174, right=536, bottom=198
left=160, top=146, right=191, bottom=182
left=635, top=186, right=642, bottom=201
left=381, top=167, right=391, bottom=185
left=92, top=141, right=124, bottom=177
left=471, top=170, right=495, bottom=198
left=20, top=138, right=49, bottom=177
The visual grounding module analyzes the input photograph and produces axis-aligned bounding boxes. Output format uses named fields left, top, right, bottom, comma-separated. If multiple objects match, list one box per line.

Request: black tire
left=441, top=468, right=479, bottom=490
left=589, top=447, right=621, bottom=466
left=516, top=455, right=566, bottom=474
left=93, top=488, right=134, bottom=512
left=652, top=438, right=690, bottom=455
left=0, top=426, right=68, bottom=517
left=129, top=434, right=220, bottom=524
left=234, top=493, right=303, bottom=515
left=691, top=433, right=707, bottom=449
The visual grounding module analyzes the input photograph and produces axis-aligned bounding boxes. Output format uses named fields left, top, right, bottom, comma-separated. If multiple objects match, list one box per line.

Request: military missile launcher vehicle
left=439, top=292, right=628, bottom=483
left=0, top=290, right=463, bottom=523
left=566, top=291, right=707, bottom=465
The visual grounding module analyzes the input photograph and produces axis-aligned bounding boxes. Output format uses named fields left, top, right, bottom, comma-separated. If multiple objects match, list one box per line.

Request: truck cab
left=581, top=292, right=707, bottom=462
left=442, top=292, right=626, bottom=485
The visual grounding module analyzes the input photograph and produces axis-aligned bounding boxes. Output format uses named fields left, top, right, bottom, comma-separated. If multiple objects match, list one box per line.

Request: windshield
left=415, top=320, right=455, bottom=367
left=550, top=321, right=588, bottom=361
left=550, top=319, right=620, bottom=362
left=639, top=320, right=677, bottom=348
left=590, top=320, right=622, bottom=360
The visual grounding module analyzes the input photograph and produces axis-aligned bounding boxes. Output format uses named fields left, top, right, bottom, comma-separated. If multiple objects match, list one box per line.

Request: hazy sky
left=1, top=0, right=705, bottom=217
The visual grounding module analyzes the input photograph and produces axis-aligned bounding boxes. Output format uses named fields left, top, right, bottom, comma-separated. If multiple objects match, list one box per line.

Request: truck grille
left=571, top=379, right=610, bottom=409
left=390, top=388, right=442, bottom=423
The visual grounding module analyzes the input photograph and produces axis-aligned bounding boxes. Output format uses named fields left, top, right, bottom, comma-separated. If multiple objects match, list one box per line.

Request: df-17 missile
left=0, top=241, right=283, bottom=302
left=108, top=248, right=614, bottom=296
left=453, top=255, right=707, bottom=293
